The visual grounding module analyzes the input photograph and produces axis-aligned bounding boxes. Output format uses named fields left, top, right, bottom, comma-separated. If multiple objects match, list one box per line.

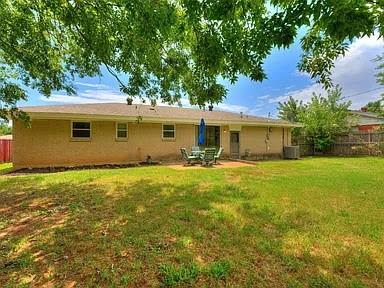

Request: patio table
left=192, top=150, right=205, bottom=159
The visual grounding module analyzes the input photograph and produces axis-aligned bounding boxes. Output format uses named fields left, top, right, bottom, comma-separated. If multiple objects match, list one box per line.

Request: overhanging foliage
left=0, top=0, right=383, bottom=119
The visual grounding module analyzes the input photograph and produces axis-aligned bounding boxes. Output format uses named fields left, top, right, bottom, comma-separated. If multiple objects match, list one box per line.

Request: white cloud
left=42, top=89, right=126, bottom=104
left=43, top=89, right=265, bottom=116
left=213, top=102, right=263, bottom=116
left=74, top=82, right=109, bottom=89
left=159, top=96, right=262, bottom=115
left=163, top=97, right=260, bottom=115
left=43, top=94, right=101, bottom=104
left=273, top=35, right=384, bottom=108
left=293, top=70, right=310, bottom=78
left=270, top=83, right=323, bottom=104
left=216, top=103, right=250, bottom=113
left=258, top=94, right=271, bottom=100
left=162, top=97, right=262, bottom=116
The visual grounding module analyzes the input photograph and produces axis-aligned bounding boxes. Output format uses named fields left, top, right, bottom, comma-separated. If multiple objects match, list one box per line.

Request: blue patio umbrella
left=198, top=118, right=206, bottom=145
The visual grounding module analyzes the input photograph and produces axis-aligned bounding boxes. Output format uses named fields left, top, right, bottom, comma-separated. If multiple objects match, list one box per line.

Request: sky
left=22, top=35, right=384, bottom=118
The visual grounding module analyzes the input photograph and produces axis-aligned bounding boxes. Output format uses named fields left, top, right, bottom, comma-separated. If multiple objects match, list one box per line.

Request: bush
left=314, top=137, right=334, bottom=152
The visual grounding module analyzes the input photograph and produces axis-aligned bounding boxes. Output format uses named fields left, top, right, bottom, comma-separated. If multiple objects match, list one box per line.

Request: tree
left=300, top=88, right=352, bottom=151
left=0, top=0, right=382, bottom=120
left=278, top=96, right=303, bottom=123
left=376, top=53, right=384, bottom=88
left=374, top=53, right=384, bottom=116
left=277, top=96, right=303, bottom=139
left=364, top=100, right=383, bottom=114
left=278, top=87, right=352, bottom=151
left=0, top=121, right=11, bottom=135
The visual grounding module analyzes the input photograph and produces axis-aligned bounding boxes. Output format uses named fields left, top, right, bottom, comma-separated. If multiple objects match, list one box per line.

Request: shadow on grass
left=0, top=174, right=383, bottom=287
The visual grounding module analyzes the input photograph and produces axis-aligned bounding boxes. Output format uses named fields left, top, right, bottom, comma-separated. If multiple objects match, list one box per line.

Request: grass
left=0, top=163, right=12, bottom=175
left=0, top=157, right=383, bottom=287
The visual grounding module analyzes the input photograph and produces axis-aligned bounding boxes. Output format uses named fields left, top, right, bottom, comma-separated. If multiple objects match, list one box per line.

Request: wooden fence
left=296, top=132, right=384, bottom=156
left=0, top=139, right=12, bottom=163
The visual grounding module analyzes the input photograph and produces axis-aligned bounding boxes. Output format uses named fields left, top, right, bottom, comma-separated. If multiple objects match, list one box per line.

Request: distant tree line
left=364, top=99, right=383, bottom=115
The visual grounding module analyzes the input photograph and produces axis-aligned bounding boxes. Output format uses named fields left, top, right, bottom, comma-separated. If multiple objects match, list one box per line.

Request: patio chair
left=214, top=147, right=224, bottom=164
left=201, top=148, right=216, bottom=166
left=180, top=148, right=198, bottom=165
left=191, top=146, right=200, bottom=156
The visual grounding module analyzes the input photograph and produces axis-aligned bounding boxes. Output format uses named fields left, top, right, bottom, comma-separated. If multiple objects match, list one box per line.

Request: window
left=72, top=121, right=91, bottom=138
left=116, top=123, right=128, bottom=139
left=162, top=124, right=175, bottom=139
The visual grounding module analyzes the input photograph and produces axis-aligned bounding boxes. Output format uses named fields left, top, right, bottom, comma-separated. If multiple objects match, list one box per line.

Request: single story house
left=12, top=103, right=299, bottom=169
left=349, top=108, right=384, bottom=132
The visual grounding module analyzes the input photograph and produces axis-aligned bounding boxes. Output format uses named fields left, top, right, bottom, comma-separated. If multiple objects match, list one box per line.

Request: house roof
left=21, top=103, right=300, bottom=127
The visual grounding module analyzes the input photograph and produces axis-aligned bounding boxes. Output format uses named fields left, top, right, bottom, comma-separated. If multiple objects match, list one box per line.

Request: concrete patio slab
left=167, top=160, right=256, bottom=170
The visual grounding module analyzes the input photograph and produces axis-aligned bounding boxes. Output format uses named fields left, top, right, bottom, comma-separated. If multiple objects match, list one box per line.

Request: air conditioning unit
left=284, top=146, right=300, bottom=159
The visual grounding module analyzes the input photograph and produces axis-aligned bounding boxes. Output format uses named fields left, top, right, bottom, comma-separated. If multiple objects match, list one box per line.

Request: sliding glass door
left=195, top=125, right=220, bottom=147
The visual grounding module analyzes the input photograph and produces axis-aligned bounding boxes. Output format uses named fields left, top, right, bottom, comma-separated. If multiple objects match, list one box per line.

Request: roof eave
left=22, top=111, right=300, bottom=128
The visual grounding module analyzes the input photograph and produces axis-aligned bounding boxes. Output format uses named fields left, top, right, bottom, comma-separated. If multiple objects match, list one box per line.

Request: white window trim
left=71, top=121, right=92, bottom=140
left=116, top=122, right=128, bottom=140
left=162, top=123, right=176, bottom=140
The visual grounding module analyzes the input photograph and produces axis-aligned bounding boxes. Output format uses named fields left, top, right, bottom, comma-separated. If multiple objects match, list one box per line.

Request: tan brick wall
left=220, top=125, right=230, bottom=156
left=13, top=119, right=291, bottom=168
left=13, top=119, right=196, bottom=168
left=240, top=126, right=291, bottom=155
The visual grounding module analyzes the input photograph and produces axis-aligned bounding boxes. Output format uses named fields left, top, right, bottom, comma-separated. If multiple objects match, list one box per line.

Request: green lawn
left=1, top=158, right=384, bottom=287
left=0, top=163, right=13, bottom=175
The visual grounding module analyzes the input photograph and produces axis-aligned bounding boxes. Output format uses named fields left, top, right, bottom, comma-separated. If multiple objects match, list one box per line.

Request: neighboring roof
left=349, top=110, right=384, bottom=126
left=0, top=134, right=12, bottom=140
left=21, top=103, right=300, bottom=127
left=349, top=110, right=384, bottom=119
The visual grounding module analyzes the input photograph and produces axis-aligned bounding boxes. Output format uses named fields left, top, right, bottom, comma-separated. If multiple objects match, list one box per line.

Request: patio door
left=230, top=132, right=240, bottom=158
left=195, top=125, right=220, bottom=147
